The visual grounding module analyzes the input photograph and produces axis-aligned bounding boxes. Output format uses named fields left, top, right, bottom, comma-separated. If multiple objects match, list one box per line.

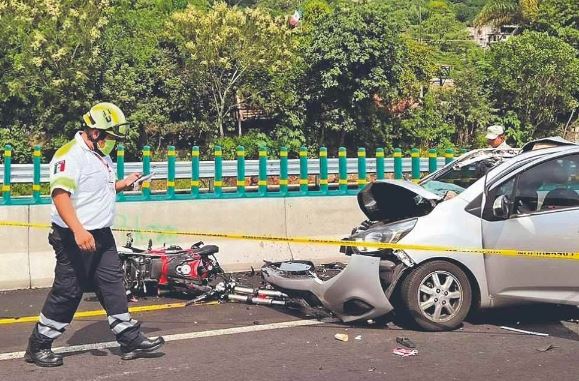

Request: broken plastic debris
left=396, top=337, right=416, bottom=349
left=392, top=347, right=418, bottom=357
left=500, top=326, right=549, bottom=337
left=334, top=333, right=349, bottom=342
left=355, top=335, right=362, bottom=340
left=536, top=344, right=557, bottom=352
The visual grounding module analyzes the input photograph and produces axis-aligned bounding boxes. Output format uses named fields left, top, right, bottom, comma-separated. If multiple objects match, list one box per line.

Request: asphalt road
left=0, top=285, right=578, bottom=381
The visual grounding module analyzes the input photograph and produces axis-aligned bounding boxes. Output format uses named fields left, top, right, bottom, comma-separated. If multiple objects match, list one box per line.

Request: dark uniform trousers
left=32, top=224, right=143, bottom=347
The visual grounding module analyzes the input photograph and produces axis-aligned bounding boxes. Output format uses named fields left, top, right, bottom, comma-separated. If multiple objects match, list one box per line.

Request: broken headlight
left=350, top=219, right=417, bottom=253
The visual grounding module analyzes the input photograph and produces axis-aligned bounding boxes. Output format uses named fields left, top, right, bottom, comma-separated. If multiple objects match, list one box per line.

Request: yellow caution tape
left=0, top=221, right=577, bottom=261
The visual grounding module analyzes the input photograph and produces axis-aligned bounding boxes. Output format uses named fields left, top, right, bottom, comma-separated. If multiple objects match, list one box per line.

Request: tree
left=474, top=0, right=539, bottom=26
left=168, top=2, right=297, bottom=137
left=299, top=3, right=428, bottom=149
left=533, top=0, right=579, bottom=50
left=483, top=31, right=579, bottom=142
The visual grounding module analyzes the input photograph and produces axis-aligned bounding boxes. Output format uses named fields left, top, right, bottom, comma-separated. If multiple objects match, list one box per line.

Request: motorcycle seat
left=194, top=245, right=219, bottom=257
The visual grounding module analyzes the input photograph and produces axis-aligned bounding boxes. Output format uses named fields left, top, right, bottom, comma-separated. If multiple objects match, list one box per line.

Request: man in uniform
left=24, top=102, right=164, bottom=367
left=486, top=124, right=511, bottom=149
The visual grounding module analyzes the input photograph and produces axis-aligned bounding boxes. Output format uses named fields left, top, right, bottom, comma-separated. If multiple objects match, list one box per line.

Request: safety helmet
left=83, top=102, right=129, bottom=138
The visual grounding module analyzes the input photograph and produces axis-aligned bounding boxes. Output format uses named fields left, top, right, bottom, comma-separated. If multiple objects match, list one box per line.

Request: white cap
left=485, top=124, right=505, bottom=139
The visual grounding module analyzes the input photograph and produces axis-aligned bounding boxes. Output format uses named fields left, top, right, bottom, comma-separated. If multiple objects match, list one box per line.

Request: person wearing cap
left=486, top=125, right=511, bottom=149
left=24, top=102, right=164, bottom=367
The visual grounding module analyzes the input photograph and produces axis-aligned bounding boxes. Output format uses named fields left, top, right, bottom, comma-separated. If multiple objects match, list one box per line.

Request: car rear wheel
left=399, top=260, right=472, bottom=331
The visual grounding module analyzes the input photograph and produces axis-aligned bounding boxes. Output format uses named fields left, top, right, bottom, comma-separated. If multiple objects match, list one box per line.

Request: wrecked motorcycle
left=118, top=234, right=223, bottom=298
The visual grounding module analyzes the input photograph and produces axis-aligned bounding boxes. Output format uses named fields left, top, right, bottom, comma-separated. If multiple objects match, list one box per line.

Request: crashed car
left=263, top=138, right=579, bottom=331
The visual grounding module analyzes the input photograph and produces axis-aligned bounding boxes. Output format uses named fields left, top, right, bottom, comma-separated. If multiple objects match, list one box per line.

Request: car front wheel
left=399, top=260, right=472, bottom=331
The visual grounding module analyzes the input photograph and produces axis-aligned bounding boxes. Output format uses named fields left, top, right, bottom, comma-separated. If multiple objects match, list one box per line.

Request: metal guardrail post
left=338, top=147, right=347, bottom=193
left=117, top=144, right=125, bottom=200
left=214, top=145, right=223, bottom=197
left=33, top=145, right=41, bottom=203
left=236, top=145, right=246, bottom=196
left=428, top=148, right=437, bottom=173
left=319, top=147, right=328, bottom=194
left=376, top=148, right=385, bottom=180
left=393, top=148, right=402, bottom=180
left=3, top=145, right=12, bottom=204
left=445, top=148, right=454, bottom=165
left=258, top=146, right=267, bottom=196
left=411, top=148, right=420, bottom=182
left=191, top=146, right=200, bottom=198
left=167, top=146, right=176, bottom=199
left=299, top=146, right=308, bottom=194
left=142, top=146, right=151, bottom=200
left=279, top=147, right=288, bottom=195
left=357, top=147, right=367, bottom=189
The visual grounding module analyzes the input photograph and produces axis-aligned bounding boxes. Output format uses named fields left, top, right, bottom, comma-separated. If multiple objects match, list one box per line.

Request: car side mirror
left=492, top=194, right=511, bottom=219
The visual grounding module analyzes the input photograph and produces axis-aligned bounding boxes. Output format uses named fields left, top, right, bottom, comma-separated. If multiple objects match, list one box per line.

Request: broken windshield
left=420, top=149, right=518, bottom=197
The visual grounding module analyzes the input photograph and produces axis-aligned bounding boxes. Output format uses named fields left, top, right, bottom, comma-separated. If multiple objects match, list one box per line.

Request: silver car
left=263, top=138, right=579, bottom=331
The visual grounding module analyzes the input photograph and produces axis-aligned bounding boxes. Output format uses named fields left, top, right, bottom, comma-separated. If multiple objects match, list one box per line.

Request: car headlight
left=351, top=219, right=417, bottom=253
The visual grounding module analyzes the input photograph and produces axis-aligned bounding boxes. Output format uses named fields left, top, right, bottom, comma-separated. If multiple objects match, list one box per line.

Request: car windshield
left=420, top=149, right=518, bottom=197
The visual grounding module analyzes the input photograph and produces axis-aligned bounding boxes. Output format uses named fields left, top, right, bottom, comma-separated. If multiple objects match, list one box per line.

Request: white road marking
left=0, top=319, right=324, bottom=361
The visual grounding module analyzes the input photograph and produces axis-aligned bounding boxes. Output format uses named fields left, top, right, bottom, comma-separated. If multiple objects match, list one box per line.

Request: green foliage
left=533, top=0, right=579, bottom=49
left=483, top=31, right=579, bottom=140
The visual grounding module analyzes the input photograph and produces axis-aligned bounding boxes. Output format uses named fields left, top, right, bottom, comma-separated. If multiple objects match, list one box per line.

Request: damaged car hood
left=358, top=180, right=442, bottom=222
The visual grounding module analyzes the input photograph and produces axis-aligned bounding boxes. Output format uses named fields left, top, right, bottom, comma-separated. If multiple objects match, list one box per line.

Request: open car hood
left=357, top=180, right=442, bottom=222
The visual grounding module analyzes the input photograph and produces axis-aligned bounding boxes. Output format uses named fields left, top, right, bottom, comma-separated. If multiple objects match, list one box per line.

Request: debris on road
left=536, top=344, right=557, bottom=352
left=392, top=347, right=418, bottom=357
left=396, top=337, right=416, bottom=349
left=334, top=333, right=349, bottom=342
left=355, top=335, right=362, bottom=340
left=500, top=326, right=549, bottom=336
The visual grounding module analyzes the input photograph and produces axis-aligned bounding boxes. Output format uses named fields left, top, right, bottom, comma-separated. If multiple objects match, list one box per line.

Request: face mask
left=98, top=138, right=117, bottom=156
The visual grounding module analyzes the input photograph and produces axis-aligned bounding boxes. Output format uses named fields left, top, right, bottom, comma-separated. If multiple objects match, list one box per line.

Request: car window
left=513, top=154, right=579, bottom=214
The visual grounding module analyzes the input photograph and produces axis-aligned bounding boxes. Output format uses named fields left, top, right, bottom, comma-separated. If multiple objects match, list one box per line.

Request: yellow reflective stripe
left=141, top=182, right=150, bottom=189
left=167, top=181, right=175, bottom=187
left=280, top=151, right=288, bottom=158
left=319, top=151, right=327, bottom=157
left=236, top=180, right=245, bottom=187
left=50, top=177, right=77, bottom=192
left=258, top=180, right=267, bottom=186
left=3, top=150, right=11, bottom=157
left=236, top=151, right=245, bottom=157
left=320, top=179, right=328, bottom=185
left=32, top=185, right=41, bottom=191
left=168, top=151, right=176, bottom=157
left=339, top=179, right=348, bottom=185
left=358, top=151, right=366, bottom=158
left=299, top=151, right=307, bottom=158
left=338, top=151, right=346, bottom=158
left=358, top=179, right=367, bottom=185
left=299, top=179, right=308, bottom=185
left=279, top=179, right=288, bottom=185
left=2, top=185, right=10, bottom=192
left=190, top=180, right=199, bottom=187
left=33, top=151, right=41, bottom=157
left=376, top=152, right=384, bottom=158
left=191, top=151, right=199, bottom=157
left=214, top=181, right=223, bottom=187
left=411, top=152, right=419, bottom=158
left=143, top=151, right=151, bottom=157
left=393, top=152, right=402, bottom=158
left=259, top=151, right=266, bottom=157
left=428, top=153, right=437, bottom=158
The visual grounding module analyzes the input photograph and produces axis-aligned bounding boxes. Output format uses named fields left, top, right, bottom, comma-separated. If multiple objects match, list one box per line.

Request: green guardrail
left=0, top=145, right=461, bottom=205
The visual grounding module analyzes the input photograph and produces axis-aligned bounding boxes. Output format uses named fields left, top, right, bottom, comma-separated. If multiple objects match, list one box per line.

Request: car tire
left=399, top=260, right=472, bottom=331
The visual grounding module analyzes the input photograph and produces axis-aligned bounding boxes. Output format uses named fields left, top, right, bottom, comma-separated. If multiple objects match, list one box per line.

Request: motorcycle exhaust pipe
left=230, top=285, right=288, bottom=299
left=227, top=294, right=286, bottom=306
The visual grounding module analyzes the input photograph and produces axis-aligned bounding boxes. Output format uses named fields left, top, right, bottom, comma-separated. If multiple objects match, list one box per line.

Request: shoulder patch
left=53, top=160, right=66, bottom=174
left=54, top=139, right=77, bottom=159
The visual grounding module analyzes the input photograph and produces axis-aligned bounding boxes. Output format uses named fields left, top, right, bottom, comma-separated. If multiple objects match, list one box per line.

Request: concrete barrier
left=0, top=195, right=365, bottom=290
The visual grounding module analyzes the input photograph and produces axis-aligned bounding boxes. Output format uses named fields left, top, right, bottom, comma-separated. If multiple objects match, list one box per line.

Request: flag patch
left=53, top=160, right=66, bottom=174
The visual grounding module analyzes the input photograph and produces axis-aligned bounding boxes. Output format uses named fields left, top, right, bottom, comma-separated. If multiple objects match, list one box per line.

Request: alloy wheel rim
left=417, top=270, right=463, bottom=323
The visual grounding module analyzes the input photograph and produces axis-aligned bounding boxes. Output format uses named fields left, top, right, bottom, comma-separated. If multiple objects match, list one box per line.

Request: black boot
left=120, top=336, right=165, bottom=360
left=24, top=336, right=63, bottom=367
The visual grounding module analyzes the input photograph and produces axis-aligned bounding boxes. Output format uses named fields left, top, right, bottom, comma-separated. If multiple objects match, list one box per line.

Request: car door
left=481, top=153, right=579, bottom=305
